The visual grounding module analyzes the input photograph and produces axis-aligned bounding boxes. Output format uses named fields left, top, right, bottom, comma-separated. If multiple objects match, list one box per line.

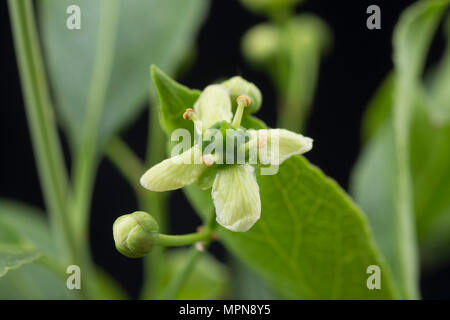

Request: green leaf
left=157, top=249, right=230, bottom=299
left=0, top=220, right=39, bottom=277
left=39, top=0, right=209, bottom=147
left=0, top=246, right=40, bottom=278
left=151, top=65, right=201, bottom=136
left=351, top=0, right=450, bottom=298
left=0, top=200, right=56, bottom=257
left=185, top=156, right=398, bottom=299
left=0, top=201, right=80, bottom=299
left=230, top=257, right=277, bottom=299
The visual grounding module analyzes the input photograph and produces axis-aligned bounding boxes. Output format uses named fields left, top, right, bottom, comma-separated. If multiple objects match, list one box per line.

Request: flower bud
left=222, top=76, right=262, bottom=114
left=242, top=23, right=279, bottom=68
left=113, top=211, right=159, bottom=258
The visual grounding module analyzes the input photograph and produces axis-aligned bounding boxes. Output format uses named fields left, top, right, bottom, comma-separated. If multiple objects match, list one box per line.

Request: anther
left=201, top=154, right=215, bottom=167
left=237, top=95, right=251, bottom=107
left=183, top=108, right=195, bottom=120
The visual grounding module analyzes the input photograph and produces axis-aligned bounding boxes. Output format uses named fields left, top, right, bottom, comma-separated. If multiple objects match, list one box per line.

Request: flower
left=140, top=79, right=312, bottom=232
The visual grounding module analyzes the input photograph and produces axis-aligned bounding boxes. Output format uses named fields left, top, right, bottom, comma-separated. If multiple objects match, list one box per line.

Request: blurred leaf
left=231, top=257, right=277, bottom=300
left=351, top=1, right=450, bottom=293
left=0, top=262, right=79, bottom=299
left=0, top=204, right=42, bottom=277
left=185, top=156, right=398, bottom=299
left=39, top=0, right=209, bottom=147
left=0, top=200, right=79, bottom=298
left=157, top=249, right=230, bottom=300
left=0, top=246, right=40, bottom=278
left=0, top=200, right=56, bottom=257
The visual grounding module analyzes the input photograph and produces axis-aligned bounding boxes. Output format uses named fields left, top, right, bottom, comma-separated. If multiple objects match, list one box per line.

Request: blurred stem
left=8, top=0, right=79, bottom=282
left=276, top=28, right=319, bottom=132
left=105, top=136, right=147, bottom=197
left=139, top=90, right=170, bottom=299
left=159, top=210, right=217, bottom=299
left=69, top=0, right=120, bottom=298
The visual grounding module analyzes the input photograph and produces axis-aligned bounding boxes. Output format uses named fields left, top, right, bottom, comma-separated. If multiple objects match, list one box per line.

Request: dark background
left=2, top=0, right=450, bottom=299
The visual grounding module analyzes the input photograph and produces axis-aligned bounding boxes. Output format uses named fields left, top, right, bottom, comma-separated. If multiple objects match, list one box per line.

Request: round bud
left=241, top=23, right=279, bottom=67
left=113, top=211, right=159, bottom=258
left=222, top=76, right=262, bottom=114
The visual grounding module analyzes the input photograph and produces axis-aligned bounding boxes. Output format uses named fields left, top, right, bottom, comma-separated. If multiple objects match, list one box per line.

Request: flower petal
left=251, top=128, right=313, bottom=165
left=140, top=146, right=206, bottom=191
left=194, top=84, right=233, bottom=128
left=212, top=165, right=261, bottom=232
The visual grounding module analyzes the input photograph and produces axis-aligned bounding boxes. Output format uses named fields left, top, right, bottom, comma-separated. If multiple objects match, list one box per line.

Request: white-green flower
left=140, top=80, right=312, bottom=232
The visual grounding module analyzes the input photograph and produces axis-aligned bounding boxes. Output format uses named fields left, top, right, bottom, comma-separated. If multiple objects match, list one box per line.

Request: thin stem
left=65, top=0, right=120, bottom=299
left=140, top=94, right=170, bottom=299
left=158, top=246, right=202, bottom=300
left=105, top=136, right=146, bottom=197
left=157, top=230, right=212, bottom=247
left=7, top=0, right=77, bottom=264
left=71, top=0, right=120, bottom=240
left=158, top=209, right=217, bottom=300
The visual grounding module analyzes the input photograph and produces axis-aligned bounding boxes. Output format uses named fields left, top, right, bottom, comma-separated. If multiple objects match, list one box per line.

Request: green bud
left=239, top=0, right=301, bottom=16
left=241, top=23, right=279, bottom=67
left=113, top=211, right=159, bottom=258
left=222, top=76, right=262, bottom=114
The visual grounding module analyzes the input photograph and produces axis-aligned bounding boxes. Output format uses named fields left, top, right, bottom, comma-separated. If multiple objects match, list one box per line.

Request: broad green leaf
left=157, top=249, right=230, bottom=299
left=0, top=200, right=56, bottom=257
left=0, top=262, right=79, bottom=300
left=351, top=0, right=450, bottom=298
left=39, top=0, right=209, bottom=147
left=185, top=156, right=398, bottom=299
left=0, top=218, right=40, bottom=277
left=231, top=257, right=277, bottom=299
left=0, top=201, right=80, bottom=298
left=0, top=246, right=40, bottom=278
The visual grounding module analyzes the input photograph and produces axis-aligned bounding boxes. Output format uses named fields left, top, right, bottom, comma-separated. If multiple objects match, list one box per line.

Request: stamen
left=201, top=154, right=216, bottom=167
left=232, top=95, right=251, bottom=129
left=183, top=108, right=203, bottom=135
left=183, top=108, right=195, bottom=120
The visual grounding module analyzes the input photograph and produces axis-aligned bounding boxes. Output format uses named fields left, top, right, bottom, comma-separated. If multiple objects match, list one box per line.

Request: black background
left=1, top=0, right=450, bottom=299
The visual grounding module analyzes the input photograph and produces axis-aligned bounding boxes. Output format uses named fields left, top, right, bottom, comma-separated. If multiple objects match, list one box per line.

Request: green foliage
left=39, top=0, right=209, bottom=148
left=351, top=0, right=450, bottom=297
left=151, top=66, right=201, bottom=135
left=0, top=201, right=80, bottom=299
left=152, top=68, right=398, bottom=299
left=156, top=249, right=230, bottom=299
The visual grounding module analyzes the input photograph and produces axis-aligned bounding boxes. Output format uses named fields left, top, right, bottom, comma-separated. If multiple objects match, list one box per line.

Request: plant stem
left=140, top=94, right=170, bottom=299
left=158, top=209, right=217, bottom=300
left=105, top=136, right=147, bottom=197
left=67, top=0, right=120, bottom=298
left=71, top=0, right=120, bottom=242
left=157, top=230, right=212, bottom=247
left=7, top=0, right=77, bottom=266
